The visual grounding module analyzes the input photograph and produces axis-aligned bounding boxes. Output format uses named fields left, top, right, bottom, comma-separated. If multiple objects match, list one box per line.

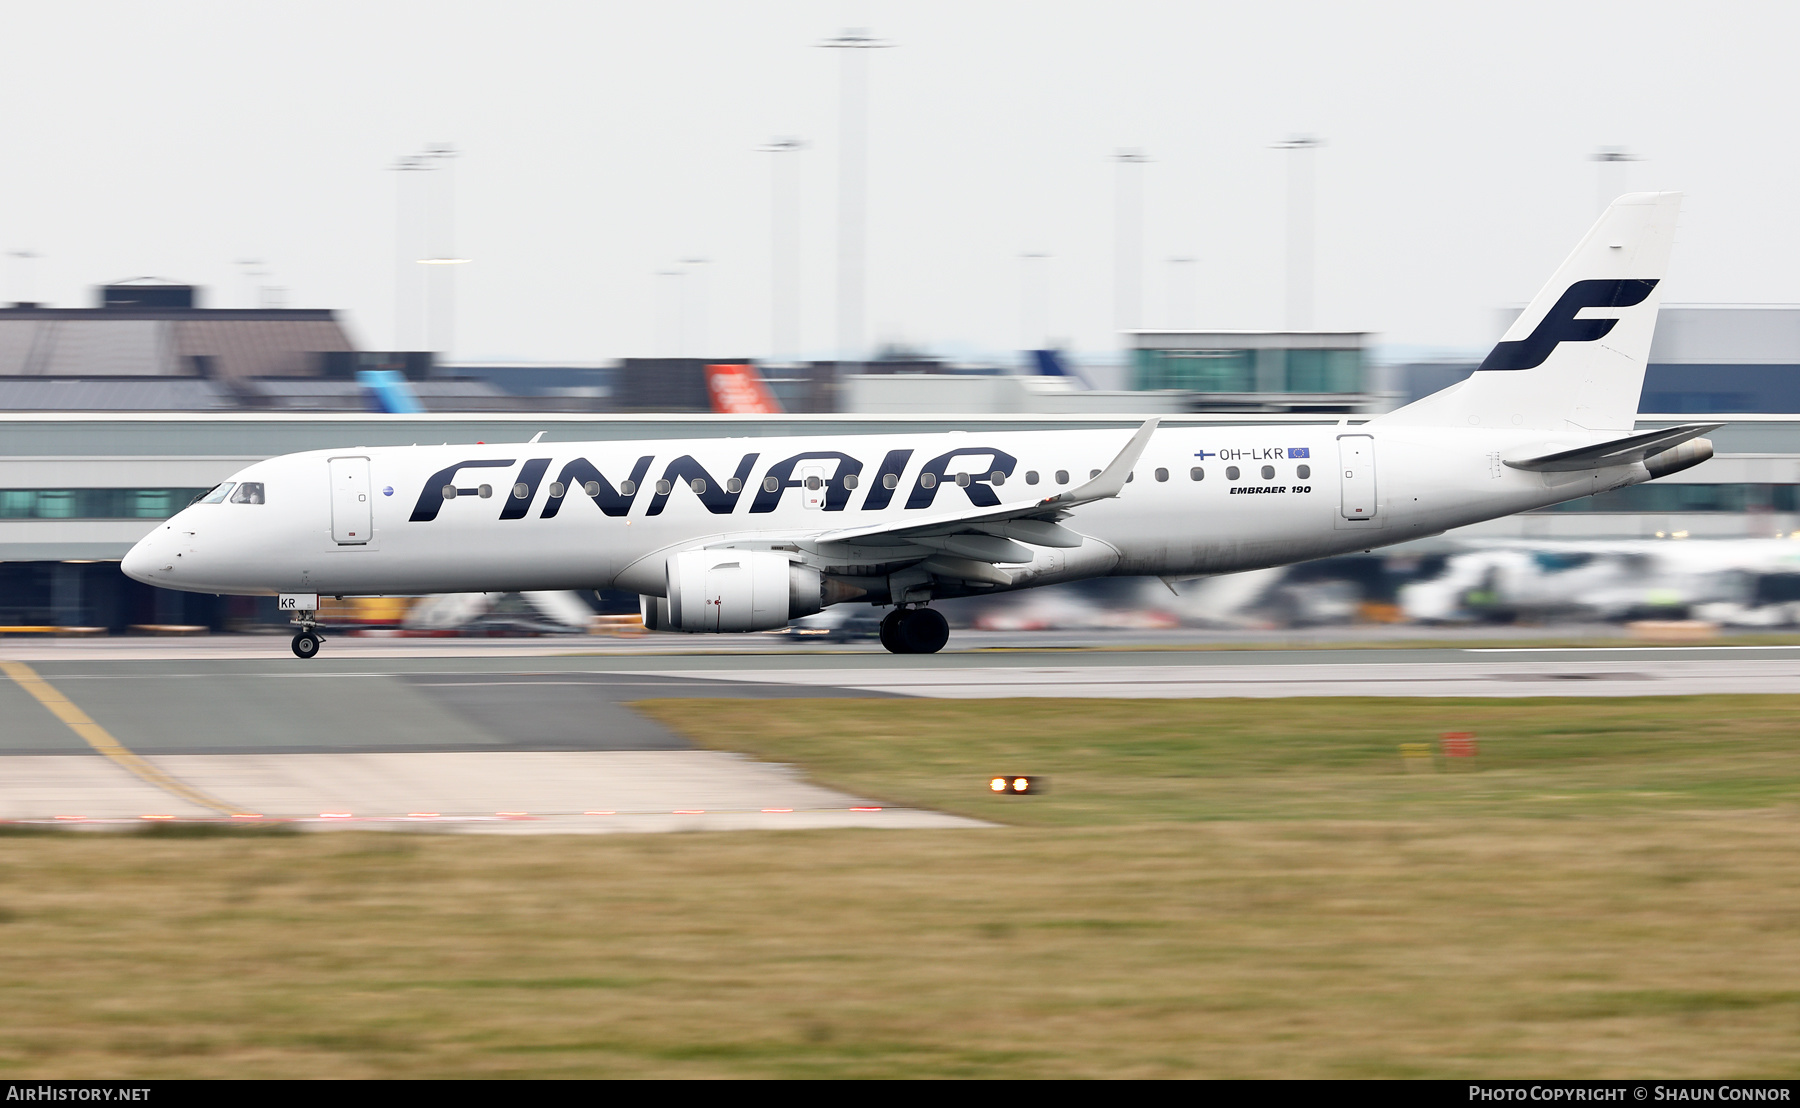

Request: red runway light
left=850, top=806, right=882, bottom=812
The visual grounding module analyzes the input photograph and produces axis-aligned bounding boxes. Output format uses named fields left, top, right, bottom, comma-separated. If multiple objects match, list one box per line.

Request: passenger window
left=990, top=470, right=1005, bottom=486
left=955, top=472, right=970, bottom=487
left=1154, top=468, right=1169, bottom=482
left=1297, top=464, right=1311, bottom=480
left=620, top=480, right=637, bottom=496
left=199, top=483, right=235, bottom=505
left=804, top=476, right=822, bottom=491
left=843, top=474, right=859, bottom=490
left=1026, top=471, right=1039, bottom=485
left=1190, top=467, right=1204, bottom=481
left=691, top=478, right=707, bottom=494
left=478, top=484, right=493, bottom=499
left=1260, top=465, right=1275, bottom=480
left=441, top=484, right=457, bottom=500
left=921, top=473, right=938, bottom=489
left=1226, top=466, right=1240, bottom=481
left=764, top=476, right=780, bottom=493
left=882, top=473, right=898, bottom=490
left=512, top=482, right=530, bottom=499
left=726, top=477, right=743, bottom=494
left=229, top=482, right=264, bottom=504
left=584, top=481, right=602, bottom=496
left=1055, top=470, right=1069, bottom=484
left=548, top=482, right=566, bottom=498
left=655, top=480, right=672, bottom=496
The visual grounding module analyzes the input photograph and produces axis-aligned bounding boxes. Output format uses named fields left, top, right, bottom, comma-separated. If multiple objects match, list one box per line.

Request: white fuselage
left=122, top=424, right=1647, bottom=603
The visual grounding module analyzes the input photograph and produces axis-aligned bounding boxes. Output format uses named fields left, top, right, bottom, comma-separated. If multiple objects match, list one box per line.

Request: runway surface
left=4, top=634, right=1797, bottom=830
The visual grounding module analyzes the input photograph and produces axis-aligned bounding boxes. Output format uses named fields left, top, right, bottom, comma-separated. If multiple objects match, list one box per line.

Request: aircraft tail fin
left=706, top=363, right=784, bottom=415
left=1376, top=192, right=1682, bottom=431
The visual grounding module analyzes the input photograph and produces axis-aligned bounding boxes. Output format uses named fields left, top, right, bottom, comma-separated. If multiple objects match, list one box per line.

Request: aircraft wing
left=812, top=418, right=1158, bottom=545
left=705, top=419, right=1158, bottom=587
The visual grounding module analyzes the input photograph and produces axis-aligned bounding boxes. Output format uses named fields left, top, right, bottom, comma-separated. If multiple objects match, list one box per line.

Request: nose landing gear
left=879, top=606, right=949, bottom=655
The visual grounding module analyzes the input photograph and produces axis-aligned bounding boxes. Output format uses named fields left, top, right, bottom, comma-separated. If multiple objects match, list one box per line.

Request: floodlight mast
left=1593, top=146, right=1638, bottom=214
left=1113, top=150, right=1149, bottom=338
left=1273, top=134, right=1324, bottom=331
left=818, top=28, right=891, bottom=372
left=760, top=137, right=806, bottom=363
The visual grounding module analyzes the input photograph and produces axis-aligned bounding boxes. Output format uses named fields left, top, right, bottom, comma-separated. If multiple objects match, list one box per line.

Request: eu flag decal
left=1289, top=447, right=1310, bottom=458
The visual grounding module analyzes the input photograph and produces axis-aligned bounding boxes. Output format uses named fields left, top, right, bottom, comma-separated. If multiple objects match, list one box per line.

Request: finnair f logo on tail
left=1478, top=278, right=1659, bottom=371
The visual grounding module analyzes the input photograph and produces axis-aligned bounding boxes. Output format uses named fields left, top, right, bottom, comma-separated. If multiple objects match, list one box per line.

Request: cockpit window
left=230, top=482, right=265, bottom=504
left=195, top=483, right=236, bottom=505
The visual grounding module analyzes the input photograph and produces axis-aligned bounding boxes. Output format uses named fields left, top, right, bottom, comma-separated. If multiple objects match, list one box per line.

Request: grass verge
left=0, top=695, right=1795, bottom=1078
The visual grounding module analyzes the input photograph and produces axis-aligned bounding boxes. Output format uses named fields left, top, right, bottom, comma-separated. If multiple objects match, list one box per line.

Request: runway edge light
left=988, top=775, right=1045, bottom=795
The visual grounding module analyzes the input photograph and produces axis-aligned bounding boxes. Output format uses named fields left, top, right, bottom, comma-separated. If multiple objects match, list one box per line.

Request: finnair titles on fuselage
left=124, top=193, right=1717, bottom=657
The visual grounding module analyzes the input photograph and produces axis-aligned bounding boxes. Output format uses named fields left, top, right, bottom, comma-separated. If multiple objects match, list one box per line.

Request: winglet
left=1041, top=419, right=1159, bottom=507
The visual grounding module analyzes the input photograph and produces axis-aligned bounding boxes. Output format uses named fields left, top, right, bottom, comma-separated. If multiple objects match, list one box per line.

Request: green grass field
left=2, top=695, right=1798, bottom=1077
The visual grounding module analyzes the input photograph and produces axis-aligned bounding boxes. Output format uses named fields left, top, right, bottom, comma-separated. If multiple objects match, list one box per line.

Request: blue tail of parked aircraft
left=356, top=369, right=425, bottom=414
left=1030, top=349, right=1090, bottom=388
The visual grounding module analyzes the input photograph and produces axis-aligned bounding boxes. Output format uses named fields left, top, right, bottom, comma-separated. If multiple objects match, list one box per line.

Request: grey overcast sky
left=2, top=0, right=1795, bottom=364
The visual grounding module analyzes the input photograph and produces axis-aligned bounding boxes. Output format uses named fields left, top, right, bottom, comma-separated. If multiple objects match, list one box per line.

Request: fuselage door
left=328, top=456, right=373, bottom=544
left=1337, top=435, right=1377, bottom=520
left=801, top=465, right=826, bottom=509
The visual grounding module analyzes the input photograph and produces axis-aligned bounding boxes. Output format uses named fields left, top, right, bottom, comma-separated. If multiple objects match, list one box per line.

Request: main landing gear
left=880, top=606, right=949, bottom=655
left=291, top=613, right=324, bottom=660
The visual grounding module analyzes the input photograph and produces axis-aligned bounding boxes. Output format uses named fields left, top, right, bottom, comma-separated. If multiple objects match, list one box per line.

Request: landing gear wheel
left=896, top=607, right=949, bottom=655
left=879, top=608, right=907, bottom=653
left=291, top=631, right=322, bottom=659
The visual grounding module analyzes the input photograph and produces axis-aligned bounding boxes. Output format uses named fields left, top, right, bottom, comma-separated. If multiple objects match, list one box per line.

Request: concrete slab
left=0, top=751, right=986, bottom=833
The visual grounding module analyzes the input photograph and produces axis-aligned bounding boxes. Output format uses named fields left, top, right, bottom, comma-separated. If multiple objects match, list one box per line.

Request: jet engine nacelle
left=640, top=549, right=823, bottom=633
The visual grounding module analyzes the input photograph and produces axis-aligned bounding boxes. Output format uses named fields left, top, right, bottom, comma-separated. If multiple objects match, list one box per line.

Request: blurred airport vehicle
left=117, top=195, right=1745, bottom=658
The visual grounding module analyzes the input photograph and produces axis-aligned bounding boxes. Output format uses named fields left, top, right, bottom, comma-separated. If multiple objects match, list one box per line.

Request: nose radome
left=121, top=531, right=163, bottom=584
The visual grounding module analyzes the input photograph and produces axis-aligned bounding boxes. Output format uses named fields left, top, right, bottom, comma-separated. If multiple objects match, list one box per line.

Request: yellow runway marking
left=1, top=660, right=243, bottom=816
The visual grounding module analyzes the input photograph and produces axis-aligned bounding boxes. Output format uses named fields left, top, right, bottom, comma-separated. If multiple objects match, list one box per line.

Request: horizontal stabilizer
left=1503, top=422, right=1721, bottom=472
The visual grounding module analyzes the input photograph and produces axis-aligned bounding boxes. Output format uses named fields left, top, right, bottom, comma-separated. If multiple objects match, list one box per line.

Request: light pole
left=1019, top=252, right=1050, bottom=352
left=760, top=137, right=805, bottom=363
left=654, top=270, right=682, bottom=357
left=417, top=143, right=470, bottom=360
left=1593, top=146, right=1636, bottom=214
left=1167, top=255, right=1197, bottom=330
left=819, top=28, right=891, bottom=370
left=680, top=257, right=710, bottom=358
left=7, top=250, right=40, bottom=305
left=1113, top=150, right=1149, bottom=337
left=390, top=155, right=430, bottom=349
left=1274, top=135, right=1323, bottom=331
left=235, top=258, right=267, bottom=309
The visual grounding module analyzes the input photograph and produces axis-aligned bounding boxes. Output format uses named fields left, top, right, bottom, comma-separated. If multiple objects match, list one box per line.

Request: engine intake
left=640, top=549, right=823, bottom=633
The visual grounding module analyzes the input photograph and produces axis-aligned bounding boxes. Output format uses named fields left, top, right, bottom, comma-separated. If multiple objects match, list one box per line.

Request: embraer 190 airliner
left=124, top=193, right=1716, bottom=658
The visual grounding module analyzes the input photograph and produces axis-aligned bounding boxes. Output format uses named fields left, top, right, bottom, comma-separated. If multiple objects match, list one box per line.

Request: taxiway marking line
left=0, top=660, right=243, bottom=816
